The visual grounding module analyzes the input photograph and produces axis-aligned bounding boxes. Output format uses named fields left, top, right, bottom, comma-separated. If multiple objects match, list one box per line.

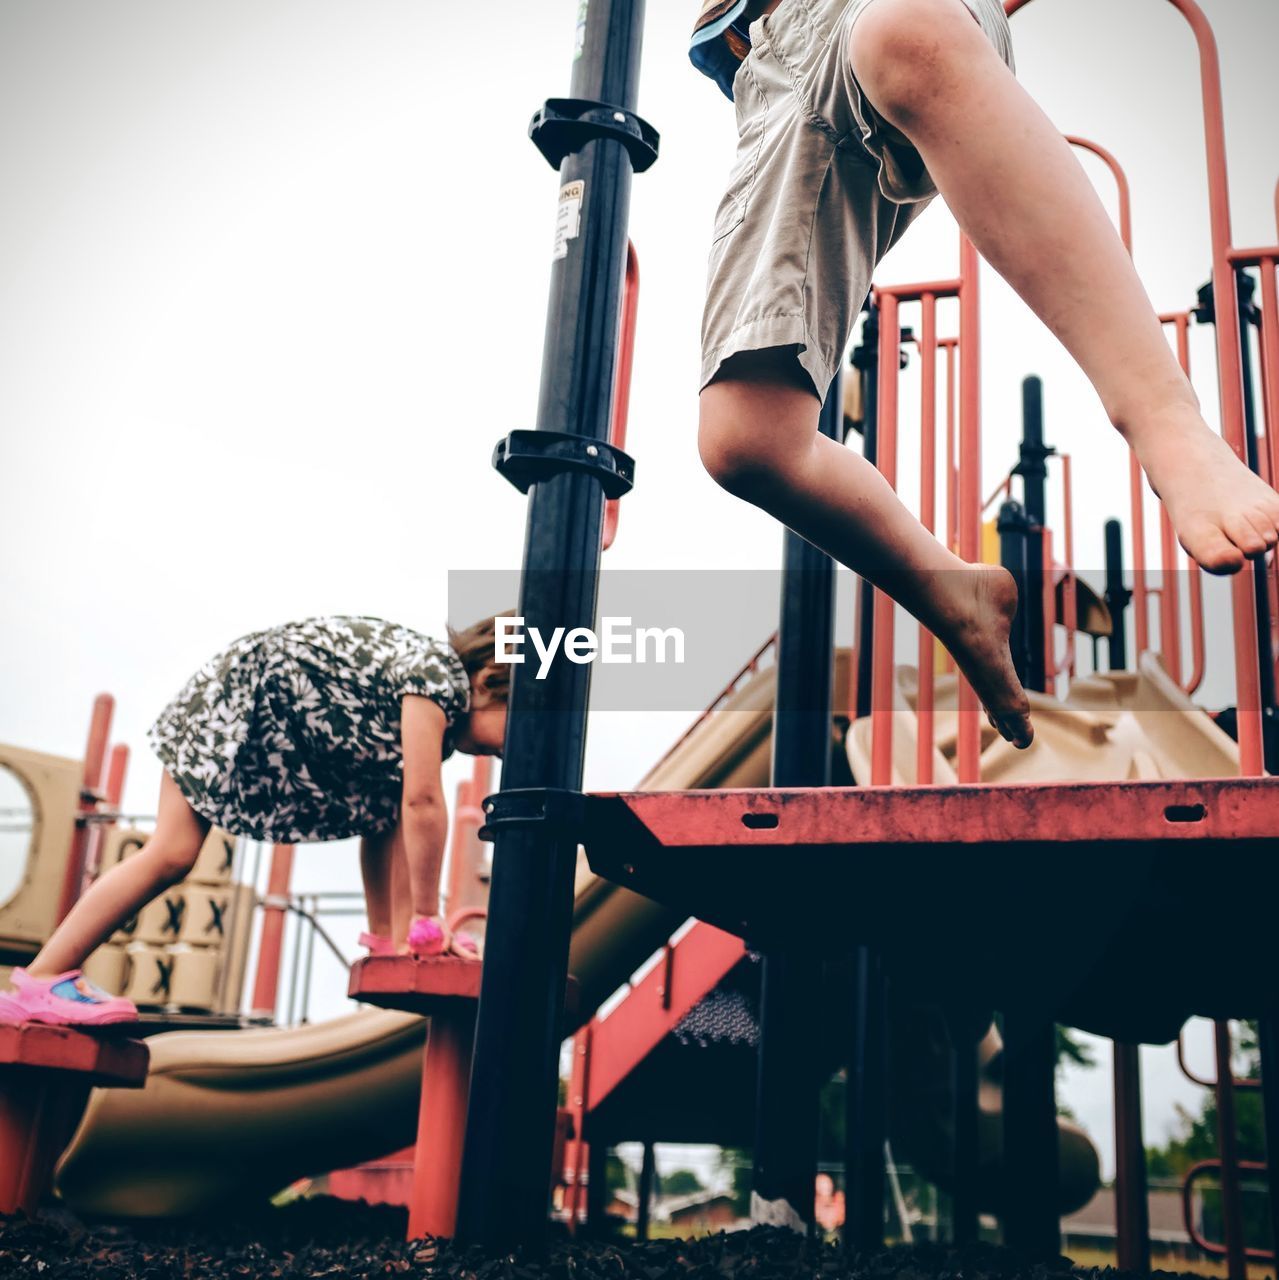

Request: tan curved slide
left=846, top=650, right=1240, bottom=785
left=56, top=660, right=788, bottom=1218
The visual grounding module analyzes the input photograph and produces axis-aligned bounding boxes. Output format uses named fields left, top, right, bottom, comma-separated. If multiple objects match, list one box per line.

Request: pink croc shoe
left=405, top=917, right=447, bottom=959
left=0, top=968, right=139, bottom=1028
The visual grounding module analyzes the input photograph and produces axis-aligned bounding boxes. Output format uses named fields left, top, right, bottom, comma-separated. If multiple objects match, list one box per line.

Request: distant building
left=1063, top=1186, right=1197, bottom=1263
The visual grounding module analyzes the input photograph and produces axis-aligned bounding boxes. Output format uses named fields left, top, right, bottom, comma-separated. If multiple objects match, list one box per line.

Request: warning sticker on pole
left=553, top=180, right=585, bottom=261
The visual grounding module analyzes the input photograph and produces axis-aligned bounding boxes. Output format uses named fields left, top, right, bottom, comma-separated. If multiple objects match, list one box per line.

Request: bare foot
left=934, top=564, right=1034, bottom=749
left=1131, top=403, right=1279, bottom=574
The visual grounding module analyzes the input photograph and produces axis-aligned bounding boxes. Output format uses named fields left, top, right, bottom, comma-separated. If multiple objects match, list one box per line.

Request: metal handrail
left=1182, top=1160, right=1273, bottom=1261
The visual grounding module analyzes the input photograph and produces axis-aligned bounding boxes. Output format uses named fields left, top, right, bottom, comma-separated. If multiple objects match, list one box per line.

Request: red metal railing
left=1006, top=0, right=1267, bottom=775
left=650, top=632, right=778, bottom=775
left=603, top=240, right=639, bottom=552
left=56, top=693, right=114, bottom=924
left=869, top=270, right=980, bottom=784
left=1175, top=1021, right=1272, bottom=1275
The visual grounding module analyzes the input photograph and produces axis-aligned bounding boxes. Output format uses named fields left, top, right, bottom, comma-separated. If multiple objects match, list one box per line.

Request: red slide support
left=562, top=922, right=746, bottom=1225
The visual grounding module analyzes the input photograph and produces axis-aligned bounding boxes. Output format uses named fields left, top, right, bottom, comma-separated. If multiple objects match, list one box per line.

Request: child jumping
left=691, top=0, right=1279, bottom=747
left=0, top=613, right=509, bottom=1027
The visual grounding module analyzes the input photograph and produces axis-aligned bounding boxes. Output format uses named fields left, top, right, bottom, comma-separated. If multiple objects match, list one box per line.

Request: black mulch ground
left=0, top=1199, right=1204, bottom=1280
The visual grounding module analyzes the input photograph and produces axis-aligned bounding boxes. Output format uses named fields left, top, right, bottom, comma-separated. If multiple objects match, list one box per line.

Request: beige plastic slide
left=846, top=650, right=1240, bottom=785
left=55, top=661, right=787, bottom=1218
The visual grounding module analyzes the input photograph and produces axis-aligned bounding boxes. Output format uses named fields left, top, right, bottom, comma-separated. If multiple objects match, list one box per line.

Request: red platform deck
left=348, top=955, right=482, bottom=1015
left=578, top=778, right=1279, bottom=1043
left=0, top=1024, right=149, bottom=1083
left=0, top=1024, right=149, bottom=1215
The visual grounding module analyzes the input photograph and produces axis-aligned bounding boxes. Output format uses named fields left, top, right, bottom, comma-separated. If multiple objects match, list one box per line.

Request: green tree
left=661, top=1168, right=705, bottom=1198
left=1145, top=1023, right=1270, bottom=1254
left=715, top=1148, right=752, bottom=1216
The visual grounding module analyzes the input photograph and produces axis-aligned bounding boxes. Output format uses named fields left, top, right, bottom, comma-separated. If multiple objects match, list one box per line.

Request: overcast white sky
left=1, top=0, right=1276, bottom=1183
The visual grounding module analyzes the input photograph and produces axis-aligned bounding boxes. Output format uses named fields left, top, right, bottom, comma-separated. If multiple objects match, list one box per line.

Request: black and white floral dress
left=147, top=616, right=471, bottom=844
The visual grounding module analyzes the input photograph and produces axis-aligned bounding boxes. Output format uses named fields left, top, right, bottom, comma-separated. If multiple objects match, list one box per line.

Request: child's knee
left=142, top=838, right=202, bottom=886
left=848, top=0, right=978, bottom=120
left=698, top=368, right=817, bottom=500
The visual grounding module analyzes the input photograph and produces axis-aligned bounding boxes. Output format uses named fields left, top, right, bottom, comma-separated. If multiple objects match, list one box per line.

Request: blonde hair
left=447, top=610, right=516, bottom=703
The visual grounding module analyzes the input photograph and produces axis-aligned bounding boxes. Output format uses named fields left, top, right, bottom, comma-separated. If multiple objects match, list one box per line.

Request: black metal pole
left=456, top=0, right=650, bottom=1251
left=1000, top=1014, right=1060, bottom=1257
left=637, top=1141, right=655, bottom=1240
left=854, top=307, right=880, bottom=719
left=1255, top=1014, right=1279, bottom=1262
left=752, top=369, right=839, bottom=1233
left=586, top=1137, right=609, bottom=1234
left=1113, top=1042, right=1151, bottom=1271
left=998, top=499, right=1033, bottom=690
left=1103, top=519, right=1130, bottom=673
left=845, top=945, right=886, bottom=1253
left=1015, top=377, right=1050, bottom=694
left=951, top=1024, right=980, bottom=1245
left=1233, top=270, right=1277, bottom=714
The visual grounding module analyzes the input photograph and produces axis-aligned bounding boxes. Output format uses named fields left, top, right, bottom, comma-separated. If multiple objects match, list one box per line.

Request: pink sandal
left=405, top=917, right=448, bottom=959
left=446, top=908, right=485, bottom=961
left=359, top=932, right=398, bottom=958
left=0, top=968, right=139, bottom=1028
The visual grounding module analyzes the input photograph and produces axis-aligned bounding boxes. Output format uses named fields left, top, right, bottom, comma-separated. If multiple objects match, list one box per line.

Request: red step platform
left=348, top=956, right=481, bottom=1239
left=0, top=1024, right=149, bottom=1215
left=348, top=956, right=579, bottom=1240
left=577, top=777, right=1279, bottom=1043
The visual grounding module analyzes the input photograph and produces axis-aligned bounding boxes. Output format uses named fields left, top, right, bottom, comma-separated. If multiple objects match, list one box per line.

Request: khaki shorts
left=700, top=0, right=1015, bottom=404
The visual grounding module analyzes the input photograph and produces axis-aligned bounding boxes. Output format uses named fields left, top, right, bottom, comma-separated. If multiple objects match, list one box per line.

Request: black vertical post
left=1233, top=271, right=1277, bottom=715
left=845, top=319, right=887, bottom=1252
left=997, top=500, right=1033, bottom=690
left=1001, top=1015, right=1061, bottom=1257
left=1103, top=519, right=1130, bottom=673
left=637, top=1141, right=656, bottom=1240
left=854, top=306, right=880, bottom=719
left=586, top=1138, right=609, bottom=1233
left=456, top=0, right=651, bottom=1251
left=1113, top=1042, right=1151, bottom=1271
left=1003, top=379, right=1060, bottom=1256
left=752, top=369, right=839, bottom=1232
left=845, top=946, right=886, bottom=1252
left=1103, top=524, right=1149, bottom=1268
left=1014, top=377, right=1050, bottom=695
left=1255, top=1015, right=1279, bottom=1261
left=951, top=1024, right=980, bottom=1245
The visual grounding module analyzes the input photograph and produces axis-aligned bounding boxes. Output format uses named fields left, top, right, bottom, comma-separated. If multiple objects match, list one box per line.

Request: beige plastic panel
left=133, top=890, right=187, bottom=946
left=179, top=886, right=234, bottom=947
left=123, top=942, right=173, bottom=1008
left=847, top=651, right=1239, bottom=786
left=167, top=944, right=220, bottom=1012
left=97, top=826, right=148, bottom=877
left=0, top=744, right=81, bottom=957
left=190, top=828, right=235, bottom=886
left=82, top=944, right=130, bottom=997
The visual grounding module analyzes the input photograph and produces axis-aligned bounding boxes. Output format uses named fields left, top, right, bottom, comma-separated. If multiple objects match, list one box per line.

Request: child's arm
left=399, top=694, right=451, bottom=923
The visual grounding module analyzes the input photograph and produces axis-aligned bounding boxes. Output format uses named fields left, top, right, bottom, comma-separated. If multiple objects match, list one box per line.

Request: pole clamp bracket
left=529, top=98, right=660, bottom=173
left=492, top=429, right=635, bottom=498
left=477, top=788, right=588, bottom=843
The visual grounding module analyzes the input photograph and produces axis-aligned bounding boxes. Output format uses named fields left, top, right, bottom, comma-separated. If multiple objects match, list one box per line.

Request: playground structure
left=451, top=0, right=1279, bottom=1265
left=0, top=0, right=1277, bottom=1272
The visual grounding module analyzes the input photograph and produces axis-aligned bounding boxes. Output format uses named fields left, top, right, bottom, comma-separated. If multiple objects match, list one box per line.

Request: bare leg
left=847, top=0, right=1279, bottom=572
left=388, top=829, right=413, bottom=947
left=359, top=830, right=394, bottom=940
left=700, top=349, right=1033, bottom=745
left=28, top=772, right=209, bottom=977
